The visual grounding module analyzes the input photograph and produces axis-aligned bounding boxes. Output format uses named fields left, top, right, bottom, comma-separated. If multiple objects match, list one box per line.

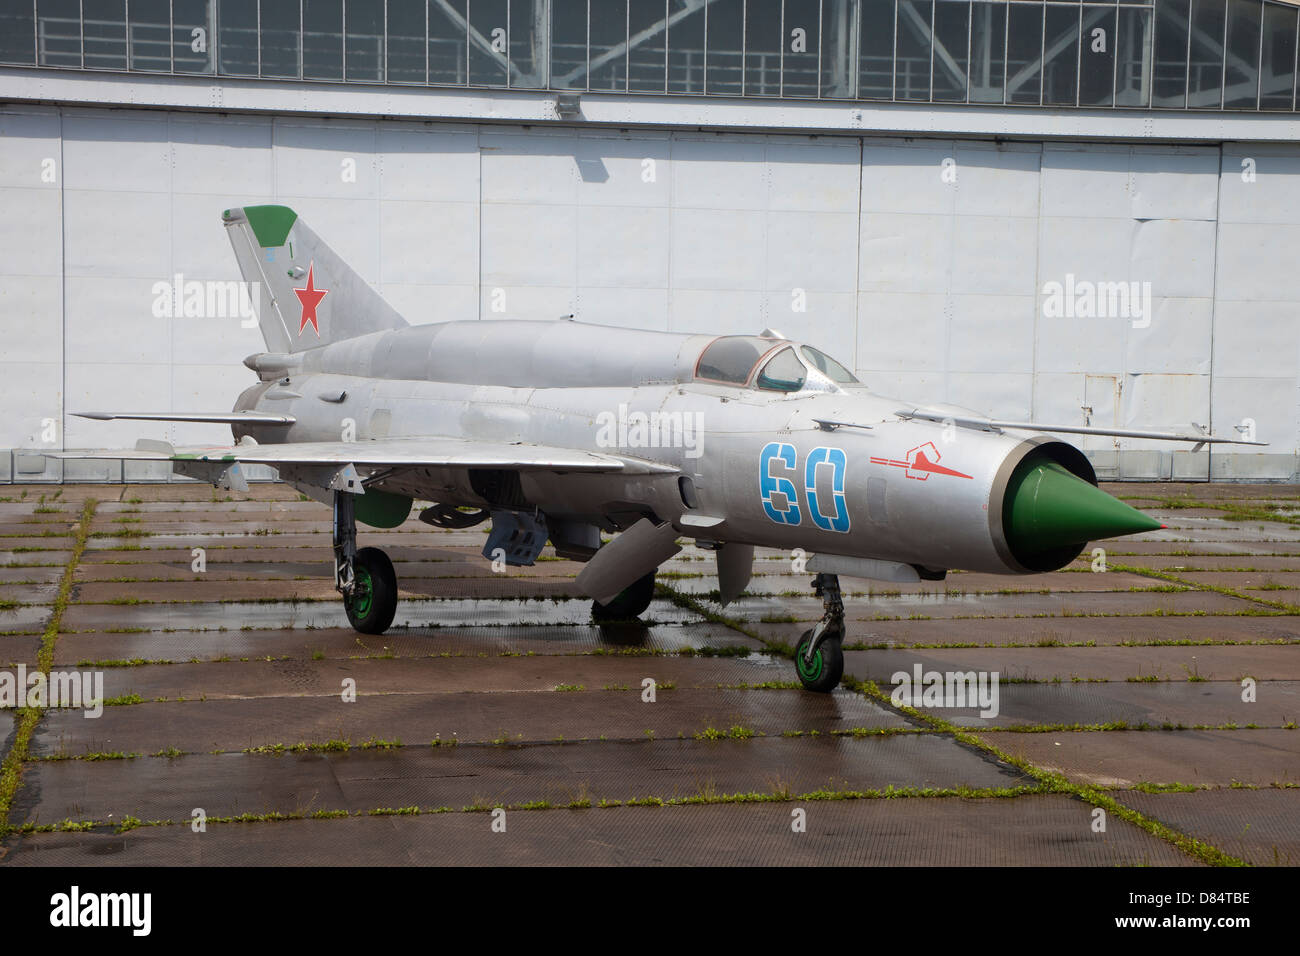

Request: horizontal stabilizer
left=74, top=411, right=295, bottom=425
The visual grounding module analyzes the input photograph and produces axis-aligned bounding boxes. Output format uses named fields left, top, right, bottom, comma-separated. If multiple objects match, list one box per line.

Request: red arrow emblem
left=870, top=442, right=972, bottom=481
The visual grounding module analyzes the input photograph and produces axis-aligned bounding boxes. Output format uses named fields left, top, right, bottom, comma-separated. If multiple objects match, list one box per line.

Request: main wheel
left=794, top=628, right=843, bottom=693
left=344, top=546, right=398, bottom=635
left=592, top=570, right=656, bottom=622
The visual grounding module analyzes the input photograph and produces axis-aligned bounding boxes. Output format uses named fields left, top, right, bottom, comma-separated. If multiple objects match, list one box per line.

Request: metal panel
left=1212, top=300, right=1298, bottom=379
left=670, top=136, right=772, bottom=210
left=1039, top=143, right=1138, bottom=219
left=670, top=206, right=768, bottom=290
left=856, top=291, right=950, bottom=372
left=1, top=103, right=1298, bottom=482
left=950, top=214, right=1038, bottom=295
left=170, top=114, right=275, bottom=195
left=1130, top=145, right=1220, bottom=219
left=575, top=205, right=670, bottom=288
left=380, top=199, right=480, bottom=285
left=946, top=371, right=1035, bottom=420
left=1215, top=221, right=1300, bottom=301
left=1217, top=141, right=1300, bottom=223
left=861, top=140, right=958, bottom=215
left=0, top=109, right=63, bottom=462
left=1127, top=297, right=1214, bottom=373
left=949, top=141, right=1042, bottom=217
left=947, top=294, right=1037, bottom=373
left=480, top=201, right=579, bottom=297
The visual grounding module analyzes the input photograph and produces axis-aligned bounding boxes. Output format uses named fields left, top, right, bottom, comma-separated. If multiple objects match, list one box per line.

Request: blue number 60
left=759, top=442, right=802, bottom=526
left=806, top=447, right=850, bottom=533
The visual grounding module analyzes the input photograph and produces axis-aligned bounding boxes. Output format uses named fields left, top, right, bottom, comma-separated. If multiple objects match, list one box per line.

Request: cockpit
left=693, top=335, right=859, bottom=393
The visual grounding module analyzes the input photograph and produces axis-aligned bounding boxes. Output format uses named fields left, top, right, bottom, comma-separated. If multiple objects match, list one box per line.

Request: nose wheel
left=794, top=573, right=845, bottom=693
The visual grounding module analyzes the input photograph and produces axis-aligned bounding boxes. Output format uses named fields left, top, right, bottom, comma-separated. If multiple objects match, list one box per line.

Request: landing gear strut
left=795, top=573, right=845, bottom=693
left=334, top=491, right=398, bottom=634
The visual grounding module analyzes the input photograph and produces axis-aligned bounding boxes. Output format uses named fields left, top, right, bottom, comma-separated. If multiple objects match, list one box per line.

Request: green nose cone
left=1005, top=458, right=1163, bottom=562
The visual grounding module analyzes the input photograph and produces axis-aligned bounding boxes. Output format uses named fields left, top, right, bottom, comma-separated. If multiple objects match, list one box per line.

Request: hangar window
left=695, top=336, right=778, bottom=385
left=0, top=0, right=36, bottom=65
left=589, top=0, right=627, bottom=90
left=969, top=1, right=1006, bottom=103
left=550, top=0, right=587, bottom=89
left=629, top=0, right=668, bottom=92
left=800, top=346, right=859, bottom=384
left=217, top=0, right=258, bottom=76
left=1115, top=5, right=1153, bottom=107
left=469, top=0, right=509, bottom=86
left=344, top=0, right=383, bottom=81
left=667, top=0, right=705, bottom=92
left=83, top=0, right=127, bottom=71
left=429, top=0, right=468, bottom=85
left=782, top=0, right=821, bottom=97
left=756, top=348, right=807, bottom=392
left=261, top=0, right=302, bottom=79
left=11, top=0, right=1300, bottom=117
left=129, top=0, right=171, bottom=72
left=172, top=0, right=214, bottom=74
left=510, top=0, right=546, bottom=87
left=36, top=0, right=82, bottom=67
left=303, top=0, right=343, bottom=80
left=1260, top=1, right=1298, bottom=110
left=386, top=0, right=427, bottom=83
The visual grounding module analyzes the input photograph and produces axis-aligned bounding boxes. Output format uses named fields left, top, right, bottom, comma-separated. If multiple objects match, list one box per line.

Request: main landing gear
left=334, top=491, right=397, bottom=634
left=592, top=570, right=656, bottom=622
left=794, top=573, right=845, bottom=693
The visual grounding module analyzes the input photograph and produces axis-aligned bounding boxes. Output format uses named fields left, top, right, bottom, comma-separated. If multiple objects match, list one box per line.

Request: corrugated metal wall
left=1, top=104, right=1295, bottom=480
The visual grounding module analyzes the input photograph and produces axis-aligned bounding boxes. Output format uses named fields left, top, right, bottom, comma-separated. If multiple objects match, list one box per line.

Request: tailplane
left=223, top=204, right=408, bottom=353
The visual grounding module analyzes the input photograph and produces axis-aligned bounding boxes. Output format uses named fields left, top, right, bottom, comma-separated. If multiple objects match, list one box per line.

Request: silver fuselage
left=233, top=320, right=1075, bottom=575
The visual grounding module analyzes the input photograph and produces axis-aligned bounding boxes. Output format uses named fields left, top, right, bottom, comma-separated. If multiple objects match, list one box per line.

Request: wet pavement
left=1, top=480, right=1297, bottom=866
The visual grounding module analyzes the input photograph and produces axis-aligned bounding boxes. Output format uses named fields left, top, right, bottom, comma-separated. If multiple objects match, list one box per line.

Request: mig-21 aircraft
left=58, top=205, right=1264, bottom=692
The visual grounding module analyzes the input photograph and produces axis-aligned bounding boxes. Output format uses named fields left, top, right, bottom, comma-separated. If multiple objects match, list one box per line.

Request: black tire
left=794, top=627, right=844, bottom=693
left=592, top=570, right=656, bottom=622
left=344, top=547, right=398, bottom=635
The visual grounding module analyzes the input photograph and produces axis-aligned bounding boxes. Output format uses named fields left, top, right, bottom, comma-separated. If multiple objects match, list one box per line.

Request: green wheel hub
left=796, top=644, right=824, bottom=682
left=349, top=565, right=373, bottom=617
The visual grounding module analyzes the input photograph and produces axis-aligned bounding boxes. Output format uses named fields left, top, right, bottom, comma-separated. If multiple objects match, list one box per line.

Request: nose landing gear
left=794, top=572, right=845, bottom=693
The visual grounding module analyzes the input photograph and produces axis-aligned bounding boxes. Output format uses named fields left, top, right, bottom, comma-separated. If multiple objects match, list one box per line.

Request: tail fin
left=223, top=205, right=408, bottom=353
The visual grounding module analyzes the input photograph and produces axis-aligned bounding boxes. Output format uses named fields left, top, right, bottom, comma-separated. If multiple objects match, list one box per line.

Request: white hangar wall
left=0, top=103, right=1296, bottom=481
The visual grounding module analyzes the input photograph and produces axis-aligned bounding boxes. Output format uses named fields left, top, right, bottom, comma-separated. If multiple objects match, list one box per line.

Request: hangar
left=1, top=0, right=1297, bottom=481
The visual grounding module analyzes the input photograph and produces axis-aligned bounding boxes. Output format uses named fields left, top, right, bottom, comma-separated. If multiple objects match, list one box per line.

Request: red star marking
left=293, top=262, right=328, bottom=337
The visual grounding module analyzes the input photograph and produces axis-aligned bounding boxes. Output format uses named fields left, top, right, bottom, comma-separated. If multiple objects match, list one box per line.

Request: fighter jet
left=59, top=205, right=1264, bottom=692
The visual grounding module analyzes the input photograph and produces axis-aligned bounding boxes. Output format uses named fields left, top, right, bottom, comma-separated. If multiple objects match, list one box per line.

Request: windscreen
left=800, top=345, right=859, bottom=384
left=755, top=347, right=807, bottom=392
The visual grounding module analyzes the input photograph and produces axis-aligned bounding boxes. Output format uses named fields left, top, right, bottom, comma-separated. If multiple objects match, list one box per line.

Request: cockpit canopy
left=694, top=336, right=858, bottom=393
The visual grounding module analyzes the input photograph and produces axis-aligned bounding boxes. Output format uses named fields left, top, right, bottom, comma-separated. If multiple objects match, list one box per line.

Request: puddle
left=63, top=596, right=703, bottom=632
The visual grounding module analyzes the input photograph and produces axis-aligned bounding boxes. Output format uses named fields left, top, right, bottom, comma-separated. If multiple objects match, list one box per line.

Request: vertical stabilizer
left=223, top=205, right=408, bottom=353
